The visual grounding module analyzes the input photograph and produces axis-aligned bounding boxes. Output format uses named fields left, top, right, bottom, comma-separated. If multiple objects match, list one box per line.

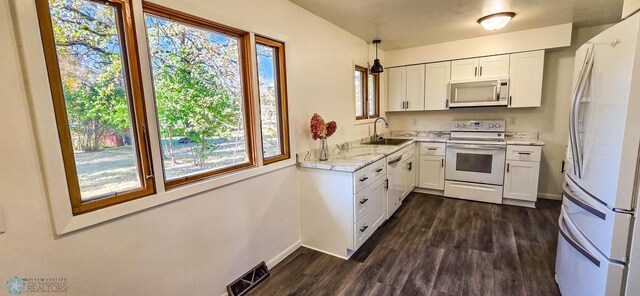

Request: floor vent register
left=227, top=261, right=270, bottom=296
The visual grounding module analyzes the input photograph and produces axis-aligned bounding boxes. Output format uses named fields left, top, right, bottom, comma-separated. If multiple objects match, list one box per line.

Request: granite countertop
left=297, top=139, right=415, bottom=173
left=505, top=132, right=545, bottom=146
left=297, top=131, right=544, bottom=172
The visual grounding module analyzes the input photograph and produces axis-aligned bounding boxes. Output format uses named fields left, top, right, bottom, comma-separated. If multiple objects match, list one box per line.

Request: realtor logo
left=6, top=277, right=25, bottom=295
left=5, top=277, right=68, bottom=294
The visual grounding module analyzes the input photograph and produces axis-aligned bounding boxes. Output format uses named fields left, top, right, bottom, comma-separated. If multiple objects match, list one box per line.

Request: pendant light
left=370, top=40, right=384, bottom=74
left=477, top=12, right=516, bottom=31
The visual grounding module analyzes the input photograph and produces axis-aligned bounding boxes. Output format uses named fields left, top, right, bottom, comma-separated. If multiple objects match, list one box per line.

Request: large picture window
left=255, top=36, right=290, bottom=164
left=143, top=3, right=256, bottom=188
left=36, top=0, right=155, bottom=214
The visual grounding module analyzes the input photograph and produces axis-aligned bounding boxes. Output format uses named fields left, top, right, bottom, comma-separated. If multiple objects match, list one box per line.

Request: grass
left=73, top=136, right=270, bottom=200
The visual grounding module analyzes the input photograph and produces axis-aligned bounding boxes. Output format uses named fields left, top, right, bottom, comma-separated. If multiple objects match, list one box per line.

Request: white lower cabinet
left=419, top=155, right=445, bottom=190
left=299, top=158, right=387, bottom=259
left=417, top=142, right=446, bottom=191
left=503, top=145, right=542, bottom=207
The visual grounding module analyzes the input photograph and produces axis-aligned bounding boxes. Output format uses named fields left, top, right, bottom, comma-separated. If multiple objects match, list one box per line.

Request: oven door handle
left=447, top=144, right=506, bottom=150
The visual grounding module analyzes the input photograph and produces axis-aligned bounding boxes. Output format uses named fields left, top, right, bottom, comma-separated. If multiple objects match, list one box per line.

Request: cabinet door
left=504, top=160, right=540, bottom=201
left=508, top=50, right=544, bottom=108
left=478, top=54, right=510, bottom=78
left=425, top=62, right=451, bottom=110
left=451, top=58, right=479, bottom=81
left=368, top=179, right=385, bottom=232
left=387, top=67, right=406, bottom=111
left=405, top=65, right=425, bottom=111
left=419, top=155, right=445, bottom=190
left=401, top=156, right=416, bottom=200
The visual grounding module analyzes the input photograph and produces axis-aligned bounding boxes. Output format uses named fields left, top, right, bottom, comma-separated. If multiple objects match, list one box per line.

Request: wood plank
left=250, top=194, right=562, bottom=296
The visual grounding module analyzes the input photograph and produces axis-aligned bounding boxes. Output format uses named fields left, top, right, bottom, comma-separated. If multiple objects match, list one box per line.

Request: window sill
left=55, top=159, right=296, bottom=235
left=354, top=117, right=380, bottom=125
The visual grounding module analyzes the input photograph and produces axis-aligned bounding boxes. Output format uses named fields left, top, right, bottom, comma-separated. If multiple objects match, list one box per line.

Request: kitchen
left=1, top=0, right=639, bottom=295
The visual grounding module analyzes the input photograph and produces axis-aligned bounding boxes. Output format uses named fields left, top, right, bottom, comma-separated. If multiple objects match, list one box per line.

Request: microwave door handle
left=496, top=80, right=501, bottom=101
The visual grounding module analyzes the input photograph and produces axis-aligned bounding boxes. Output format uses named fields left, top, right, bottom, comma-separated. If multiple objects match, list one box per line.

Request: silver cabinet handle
left=388, top=155, right=403, bottom=165
left=360, top=225, right=369, bottom=232
left=562, top=181, right=606, bottom=220
left=507, top=163, right=510, bottom=173
left=480, top=66, right=483, bottom=76
left=558, top=211, right=601, bottom=267
left=441, top=159, right=444, bottom=167
left=359, top=176, right=369, bottom=182
left=474, top=66, right=478, bottom=77
left=427, top=148, right=437, bottom=151
left=518, top=152, right=532, bottom=155
left=359, top=198, right=369, bottom=205
left=375, top=168, right=383, bottom=173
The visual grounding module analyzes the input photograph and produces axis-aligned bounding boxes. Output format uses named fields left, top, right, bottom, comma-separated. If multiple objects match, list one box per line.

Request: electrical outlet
left=510, top=117, right=517, bottom=125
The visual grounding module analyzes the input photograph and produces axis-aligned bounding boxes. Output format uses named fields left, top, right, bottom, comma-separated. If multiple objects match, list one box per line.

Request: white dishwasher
left=386, top=145, right=415, bottom=219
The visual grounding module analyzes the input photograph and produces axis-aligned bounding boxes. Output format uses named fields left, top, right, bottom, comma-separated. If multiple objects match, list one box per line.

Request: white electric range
left=444, top=120, right=506, bottom=204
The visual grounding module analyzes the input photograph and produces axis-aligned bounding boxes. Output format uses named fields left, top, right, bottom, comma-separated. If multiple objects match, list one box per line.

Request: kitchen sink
left=364, top=138, right=411, bottom=146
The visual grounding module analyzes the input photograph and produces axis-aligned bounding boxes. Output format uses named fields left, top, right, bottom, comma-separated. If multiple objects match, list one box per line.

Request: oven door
left=445, top=143, right=506, bottom=185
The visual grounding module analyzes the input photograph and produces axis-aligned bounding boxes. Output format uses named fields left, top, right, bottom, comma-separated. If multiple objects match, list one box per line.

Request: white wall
left=386, top=24, right=614, bottom=197
left=0, top=0, right=383, bottom=295
left=385, top=23, right=572, bottom=67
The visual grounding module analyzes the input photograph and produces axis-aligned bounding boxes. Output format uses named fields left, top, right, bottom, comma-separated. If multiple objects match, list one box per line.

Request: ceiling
left=288, top=0, right=624, bottom=50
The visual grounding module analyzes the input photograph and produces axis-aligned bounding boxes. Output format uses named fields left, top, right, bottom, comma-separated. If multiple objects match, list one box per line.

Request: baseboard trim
left=538, top=193, right=562, bottom=200
left=503, top=198, right=536, bottom=208
left=413, top=187, right=445, bottom=196
left=266, top=239, right=302, bottom=269
left=301, top=244, right=349, bottom=260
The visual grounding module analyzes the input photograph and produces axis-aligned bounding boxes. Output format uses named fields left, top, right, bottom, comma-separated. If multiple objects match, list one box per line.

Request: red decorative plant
left=310, top=113, right=337, bottom=140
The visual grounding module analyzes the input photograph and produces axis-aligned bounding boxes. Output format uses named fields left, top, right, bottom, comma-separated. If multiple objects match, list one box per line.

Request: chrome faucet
left=372, top=117, right=389, bottom=141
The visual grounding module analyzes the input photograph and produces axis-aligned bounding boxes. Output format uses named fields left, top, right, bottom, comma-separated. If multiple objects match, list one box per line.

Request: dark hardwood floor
left=250, top=193, right=562, bottom=296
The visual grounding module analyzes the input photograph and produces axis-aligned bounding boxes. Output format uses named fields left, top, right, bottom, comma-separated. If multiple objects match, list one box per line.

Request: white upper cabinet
left=387, top=67, right=406, bottom=111
left=425, top=62, right=451, bottom=110
left=508, top=50, right=545, bottom=108
left=451, top=58, right=479, bottom=81
left=478, top=55, right=510, bottom=78
left=387, top=65, right=424, bottom=111
left=451, top=54, right=509, bottom=81
left=405, top=65, right=425, bottom=111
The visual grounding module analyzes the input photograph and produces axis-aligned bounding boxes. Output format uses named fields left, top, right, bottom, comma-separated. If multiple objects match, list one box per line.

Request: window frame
left=255, top=35, right=291, bottom=165
left=35, top=0, right=156, bottom=215
left=354, top=65, right=368, bottom=120
left=367, top=72, right=380, bottom=119
left=142, top=2, right=258, bottom=189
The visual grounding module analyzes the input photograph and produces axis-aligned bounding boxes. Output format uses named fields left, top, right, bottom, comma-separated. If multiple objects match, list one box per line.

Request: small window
left=368, top=72, right=380, bottom=118
left=255, top=36, right=290, bottom=164
left=144, top=3, right=256, bottom=188
left=355, top=66, right=379, bottom=120
left=36, top=0, right=155, bottom=214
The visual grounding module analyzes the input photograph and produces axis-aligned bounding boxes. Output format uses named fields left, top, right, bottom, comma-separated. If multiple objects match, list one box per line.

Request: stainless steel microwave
left=449, top=78, right=509, bottom=108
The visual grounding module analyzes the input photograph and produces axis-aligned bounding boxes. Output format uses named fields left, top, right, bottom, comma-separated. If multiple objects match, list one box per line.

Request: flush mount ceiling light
left=370, top=40, right=384, bottom=74
left=477, top=12, right=516, bottom=30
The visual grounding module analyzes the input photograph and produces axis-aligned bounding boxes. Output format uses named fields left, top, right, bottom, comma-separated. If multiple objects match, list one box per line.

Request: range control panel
left=450, top=120, right=506, bottom=132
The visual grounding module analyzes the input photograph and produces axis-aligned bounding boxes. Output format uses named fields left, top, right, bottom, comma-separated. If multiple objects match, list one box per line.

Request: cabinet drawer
left=354, top=213, right=371, bottom=250
left=355, top=185, right=371, bottom=223
left=419, top=142, right=446, bottom=156
left=354, top=158, right=386, bottom=193
left=507, top=145, right=541, bottom=161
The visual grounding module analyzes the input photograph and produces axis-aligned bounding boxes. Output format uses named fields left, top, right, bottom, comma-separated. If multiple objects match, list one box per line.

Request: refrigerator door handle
left=562, top=181, right=606, bottom=220
left=569, top=43, right=595, bottom=179
left=558, top=211, right=601, bottom=267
